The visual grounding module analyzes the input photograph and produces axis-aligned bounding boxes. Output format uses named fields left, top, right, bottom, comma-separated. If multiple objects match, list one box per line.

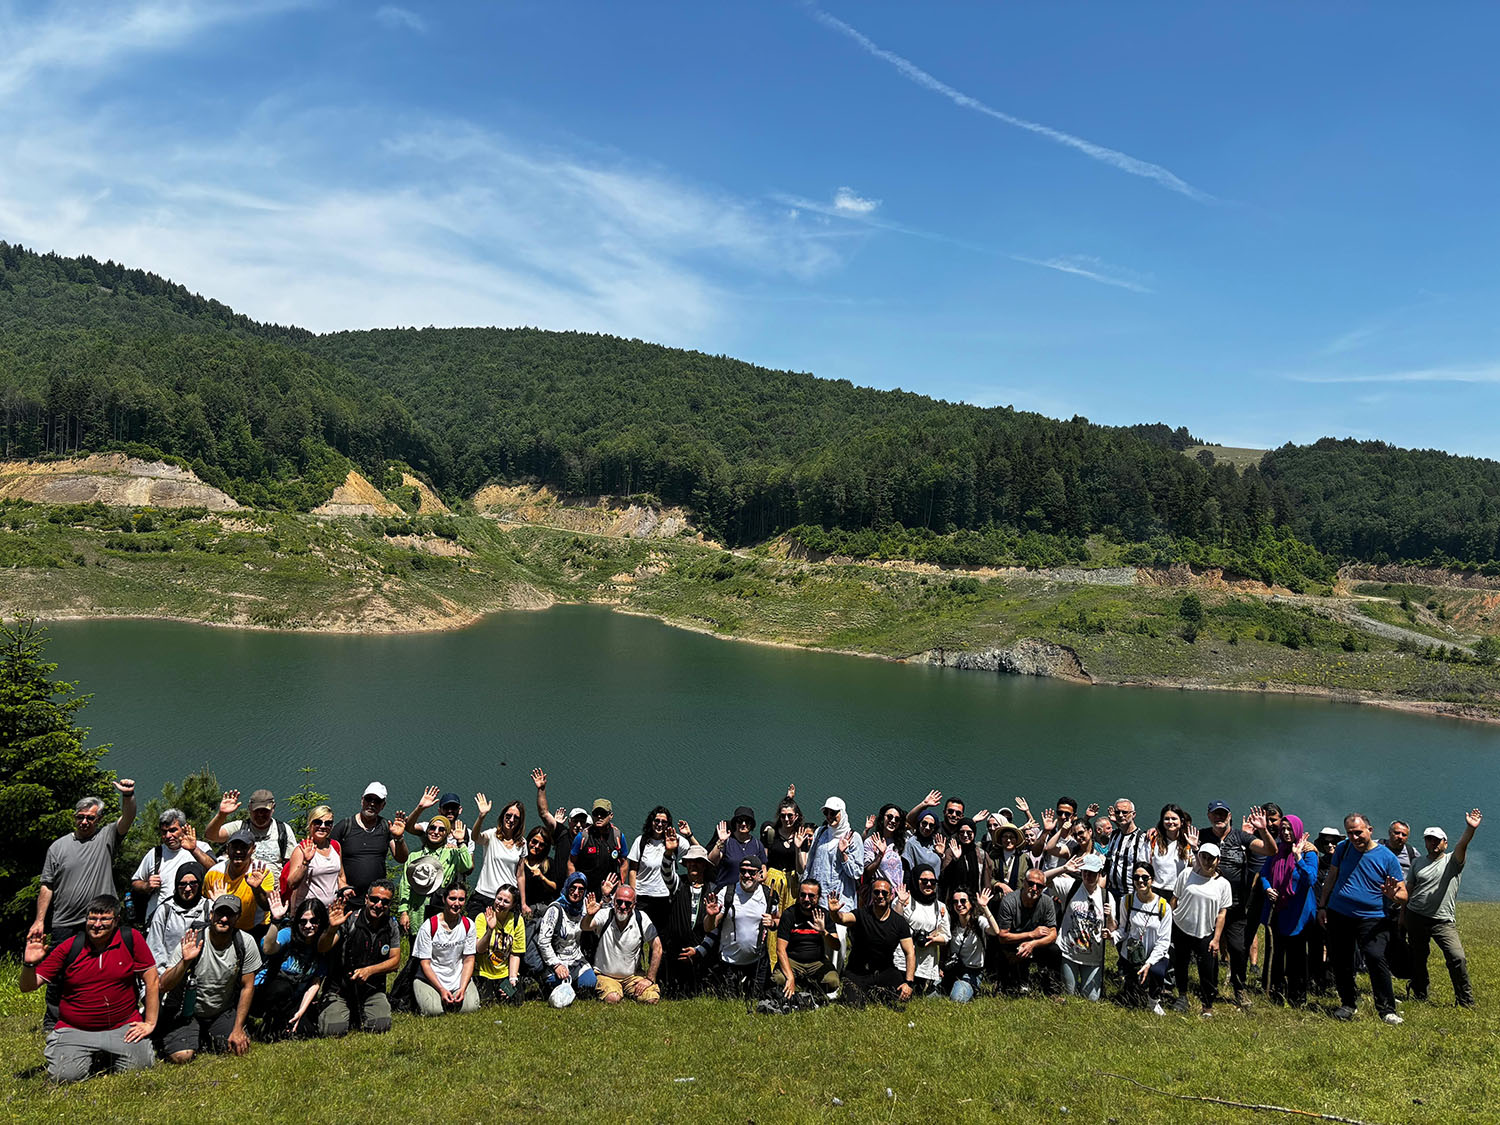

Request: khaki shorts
left=597, top=973, right=660, bottom=1003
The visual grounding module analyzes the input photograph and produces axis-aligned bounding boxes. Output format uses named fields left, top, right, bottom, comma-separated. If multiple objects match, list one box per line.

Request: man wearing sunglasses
left=585, top=884, right=662, bottom=1004
left=331, top=783, right=410, bottom=899
left=772, top=878, right=841, bottom=1003
left=320, top=878, right=402, bottom=1034
left=570, top=798, right=628, bottom=896
left=826, top=875, right=917, bottom=1004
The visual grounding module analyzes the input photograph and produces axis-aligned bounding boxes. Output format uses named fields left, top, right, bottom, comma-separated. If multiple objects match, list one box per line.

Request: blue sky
left=4, top=2, right=1500, bottom=457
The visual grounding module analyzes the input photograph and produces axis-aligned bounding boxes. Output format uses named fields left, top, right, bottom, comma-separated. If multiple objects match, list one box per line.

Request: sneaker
left=1382, top=1012, right=1404, bottom=1025
left=1171, top=997, right=1189, bottom=1014
left=1200, top=1008, right=1214, bottom=1019
left=1332, top=1006, right=1356, bottom=1021
left=1151, top=1002, right=1166, bottom=1016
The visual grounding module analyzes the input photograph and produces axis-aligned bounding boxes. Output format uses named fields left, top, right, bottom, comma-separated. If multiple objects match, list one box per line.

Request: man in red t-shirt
left=20, top=894, right=159, bottom=1082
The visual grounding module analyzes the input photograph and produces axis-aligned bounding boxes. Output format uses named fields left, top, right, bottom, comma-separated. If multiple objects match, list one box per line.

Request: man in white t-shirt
left=130, top=808, right=216, bottom=923
left=584, top=885, right=662, bottom=1003
left=411, top=885, right=478, bottom=1016
left=1169, top=842, right=1232, bottom=1016
left=705, top=855, right=775, bottom=998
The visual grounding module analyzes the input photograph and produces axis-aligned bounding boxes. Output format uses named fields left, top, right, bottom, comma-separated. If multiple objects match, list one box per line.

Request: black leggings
left=1169, top=926, right=1218, bottom=1008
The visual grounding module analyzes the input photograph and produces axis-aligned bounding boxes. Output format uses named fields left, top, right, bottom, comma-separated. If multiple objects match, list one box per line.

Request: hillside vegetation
left=7, top=243, right=1500, bottom=581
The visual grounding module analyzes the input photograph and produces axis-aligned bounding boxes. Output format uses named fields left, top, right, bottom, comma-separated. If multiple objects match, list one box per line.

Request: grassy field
left=3, top=501, right=1500, bottom=713
left=2, top=904, right=1496, bottom=1123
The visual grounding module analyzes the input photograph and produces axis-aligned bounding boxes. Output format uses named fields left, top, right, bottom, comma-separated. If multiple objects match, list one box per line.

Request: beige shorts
left=597, top=973, right=660, bottom=1002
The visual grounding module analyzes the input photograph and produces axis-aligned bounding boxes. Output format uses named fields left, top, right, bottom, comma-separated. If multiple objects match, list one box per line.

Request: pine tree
left=0, top=620, right=115, bottom=941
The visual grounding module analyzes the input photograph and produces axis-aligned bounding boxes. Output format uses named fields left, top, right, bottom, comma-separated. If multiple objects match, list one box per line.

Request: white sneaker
left=1382, top=1012, right=1404, bottom=1025
left=1151, top=1003, right=1165, bottom=1016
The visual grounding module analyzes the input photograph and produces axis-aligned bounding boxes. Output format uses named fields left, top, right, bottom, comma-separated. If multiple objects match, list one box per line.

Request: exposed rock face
left=474, top=482, right=698, bottom=540
left=400, top=473, right=450, bottom=515
left=910, top=639, right=1090, bottom=682
left=1341, top=563, right=1500, bottom=591
left=312, top=470, right=401, bottom=517
left=0, top=454, right=241, bottom=509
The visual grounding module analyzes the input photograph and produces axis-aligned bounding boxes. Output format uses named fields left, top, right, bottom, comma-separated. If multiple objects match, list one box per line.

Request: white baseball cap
left=363, top=782, right=388, bottom=800
left=1422, top=826, right=1447, bottom=842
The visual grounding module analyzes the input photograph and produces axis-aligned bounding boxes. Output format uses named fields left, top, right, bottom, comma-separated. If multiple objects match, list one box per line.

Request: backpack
left=52, top=928, right=148, bottom=1008
left=174, top=923, right=251, bottom=1018
left=131, top=845, right=166, bottom=928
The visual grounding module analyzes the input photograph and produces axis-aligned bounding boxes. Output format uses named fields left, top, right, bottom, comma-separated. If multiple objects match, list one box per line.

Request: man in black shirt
left=827, top=876, right=916, bottom=1004
left=773, top=879, right=839, bottom=1000
left=330, top=783, right=409, bottom=898
left=993, top=868, right=1061, bottom=994
left=322, top=878, right=402, bottom=1035
left=1200, top=800, right=1276, bottom=1009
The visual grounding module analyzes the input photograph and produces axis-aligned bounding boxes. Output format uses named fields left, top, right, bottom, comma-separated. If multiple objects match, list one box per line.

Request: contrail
left=808, top=6, right=1212, bottom=203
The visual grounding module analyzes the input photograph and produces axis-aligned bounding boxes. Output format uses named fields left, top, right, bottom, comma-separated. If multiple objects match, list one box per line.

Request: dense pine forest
left=3, top=243, right=1500, bottom=575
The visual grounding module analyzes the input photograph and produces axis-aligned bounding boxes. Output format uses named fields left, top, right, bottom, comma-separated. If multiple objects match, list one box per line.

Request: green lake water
left=45, top=605, right=1500, bottom=896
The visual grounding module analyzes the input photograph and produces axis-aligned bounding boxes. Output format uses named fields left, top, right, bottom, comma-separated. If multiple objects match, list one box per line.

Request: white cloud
left=0, top=4, right=853, bottom=342
left=832, top=186, right=879, bottom=214
left=1009, top=254, right=1153, bottom=293
left=806, top=6, right=1211, bottom=202
left=374, top=5, right=426, bottom=33
left=1285, top=365, right=1500, bottom=385
left=0, top=0, right=305, bottom=100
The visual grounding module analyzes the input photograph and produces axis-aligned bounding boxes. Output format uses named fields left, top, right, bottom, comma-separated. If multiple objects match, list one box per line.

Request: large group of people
left=20, top=770, right=1483, bottom=1082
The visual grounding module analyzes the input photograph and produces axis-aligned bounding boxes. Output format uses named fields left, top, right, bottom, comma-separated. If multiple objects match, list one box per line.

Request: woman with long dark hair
left=939, top=818, right=992, bottom=899
left=628, top=805, right=679, bottom=935
left=472, top=795, right=528, bottom=918
left=1149, top=803, right=1196, bottom=901
left=255, top=898, right=333, bottom=1038
left=762, top=788, right=811, bottom=910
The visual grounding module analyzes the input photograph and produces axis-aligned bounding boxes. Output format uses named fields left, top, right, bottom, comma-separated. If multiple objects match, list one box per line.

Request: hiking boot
left=1331, top=1005, right=1356, bottom=1021
left=1234, top=988, right=1252, bottom=1010
left=1171, top=996, right=1189, bottom=1014
left=1200, top=1008, right=1214, bottom=1019
left=1382, top=1012, right=1404, bottom=1025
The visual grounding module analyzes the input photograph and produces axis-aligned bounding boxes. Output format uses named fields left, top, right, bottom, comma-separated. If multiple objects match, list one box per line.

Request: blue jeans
left=944, top=968, right=982, bottom=1003
left=1061, top=958, right=1103, bottom=1001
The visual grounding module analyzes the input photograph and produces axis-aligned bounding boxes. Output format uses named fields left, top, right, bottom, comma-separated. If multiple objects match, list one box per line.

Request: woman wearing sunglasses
left=284, top=804, right=347, bottom=911
left=1114, top=862, right=1173, bottom=1014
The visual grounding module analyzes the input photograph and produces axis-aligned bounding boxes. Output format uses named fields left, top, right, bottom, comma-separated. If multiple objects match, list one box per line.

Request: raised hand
left=219, top=790, right=242, bottom=816
left=664, top=828, right=680, bottom=854
left=1468, top=808, right=1483, bottom=830
left=585, top=893, right=599, bottom=915
left=601, top=873, right=619, bottom=897
left=267, top=882, right=287, bottom=921
left=837, top=831, right=852, bottom=857
left=894, top=883, right=910, bottom=911
left=113, top=778, right=136, bottom=797
left=811, top=906, right=826, bottom=929
left=416, top=786, right=440, bottom=812
left=864, top=813, right=877, bottom=833
left=1041, top=809, right=1057, bottom=831
left=555, top=807, right=567, bottom=826
left=474, top=792, right=492, bottom=817
left=973, top=809, right=990, bottom=825
left=485, top=906, right=497, bottom=929
left=327, top=899, right=348, bottom=928
left=1380, top=875, right=1403, bottom=901
left=299, top=838, right=316, bottom=862
left=1247, top=807, right=1268, bottom=832
left=977, top=887, right=993, bottom=908
left=23, top=933, right=48, bottom=966
left=933, top=832, right=948, bottom=855
left=921, top=789, right=942, bottom=810
left=715, top=820, right=730, bottom=843
left=786, top=783, right=797, bottom=800
left=1086, top=803, right=1100, bottom=818
left=182, top=824, right=199, bottom=852
left=797, top=826, right=814, bottom=848
left=1064, top=854, right=1084, bottom=874
left=181, top=926, right=203, bottom=962
left=1014, top=797, right=1030, bottom=814
left=1241, top=815, right=1254, bottom=835
left=869, top=836, right=887, bottom=861
left=389, top=811, right=407, bottom=836
left=677, top=819, right=693, bottom=840
left=826, top=893, right=842, bottom=914
left=1185, top=825, right=1200, bottom=847
left=532, top=768, right=547, bottom=790
left=704, top=892, right=721, bottom=918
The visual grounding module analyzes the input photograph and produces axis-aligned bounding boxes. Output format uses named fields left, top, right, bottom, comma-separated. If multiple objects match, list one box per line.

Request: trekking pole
left=747, top=915, right=767, bottom=1014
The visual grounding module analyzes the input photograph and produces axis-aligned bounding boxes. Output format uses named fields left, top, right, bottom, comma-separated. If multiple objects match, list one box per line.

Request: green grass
left=3, top=904, right=1497, bottom=1122
left=1182, top=444, right=1267, bottom=469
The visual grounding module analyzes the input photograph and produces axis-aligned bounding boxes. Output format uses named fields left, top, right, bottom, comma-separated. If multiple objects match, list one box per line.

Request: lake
left=44, top=605, right=1500, bottom=896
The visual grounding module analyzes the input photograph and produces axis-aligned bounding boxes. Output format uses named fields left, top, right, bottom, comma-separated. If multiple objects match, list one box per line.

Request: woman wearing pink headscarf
left=1256, top=813, right=1318, bottom=1006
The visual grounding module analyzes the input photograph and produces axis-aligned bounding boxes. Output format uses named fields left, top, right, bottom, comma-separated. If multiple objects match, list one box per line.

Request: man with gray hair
left=1405, top=809, right=1481, bottom=1008
left=130, top=808, right=215, bottom=925
left=29, top=780, right=138, bottom=947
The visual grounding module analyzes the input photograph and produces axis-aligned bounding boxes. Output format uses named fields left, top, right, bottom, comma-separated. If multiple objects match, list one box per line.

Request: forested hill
left=3, top=243, right=1500, bottom=569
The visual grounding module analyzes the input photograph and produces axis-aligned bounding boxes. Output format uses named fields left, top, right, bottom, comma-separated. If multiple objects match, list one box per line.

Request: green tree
left=0, top=620, right=116, bottom=942
left=287, top=765, right=329, bottom=824
left=1179, top=592, right=1204, bottom=624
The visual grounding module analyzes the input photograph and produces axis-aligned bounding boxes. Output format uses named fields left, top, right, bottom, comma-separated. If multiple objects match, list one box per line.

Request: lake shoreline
left=28, top=601, right=1500, bottom=727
